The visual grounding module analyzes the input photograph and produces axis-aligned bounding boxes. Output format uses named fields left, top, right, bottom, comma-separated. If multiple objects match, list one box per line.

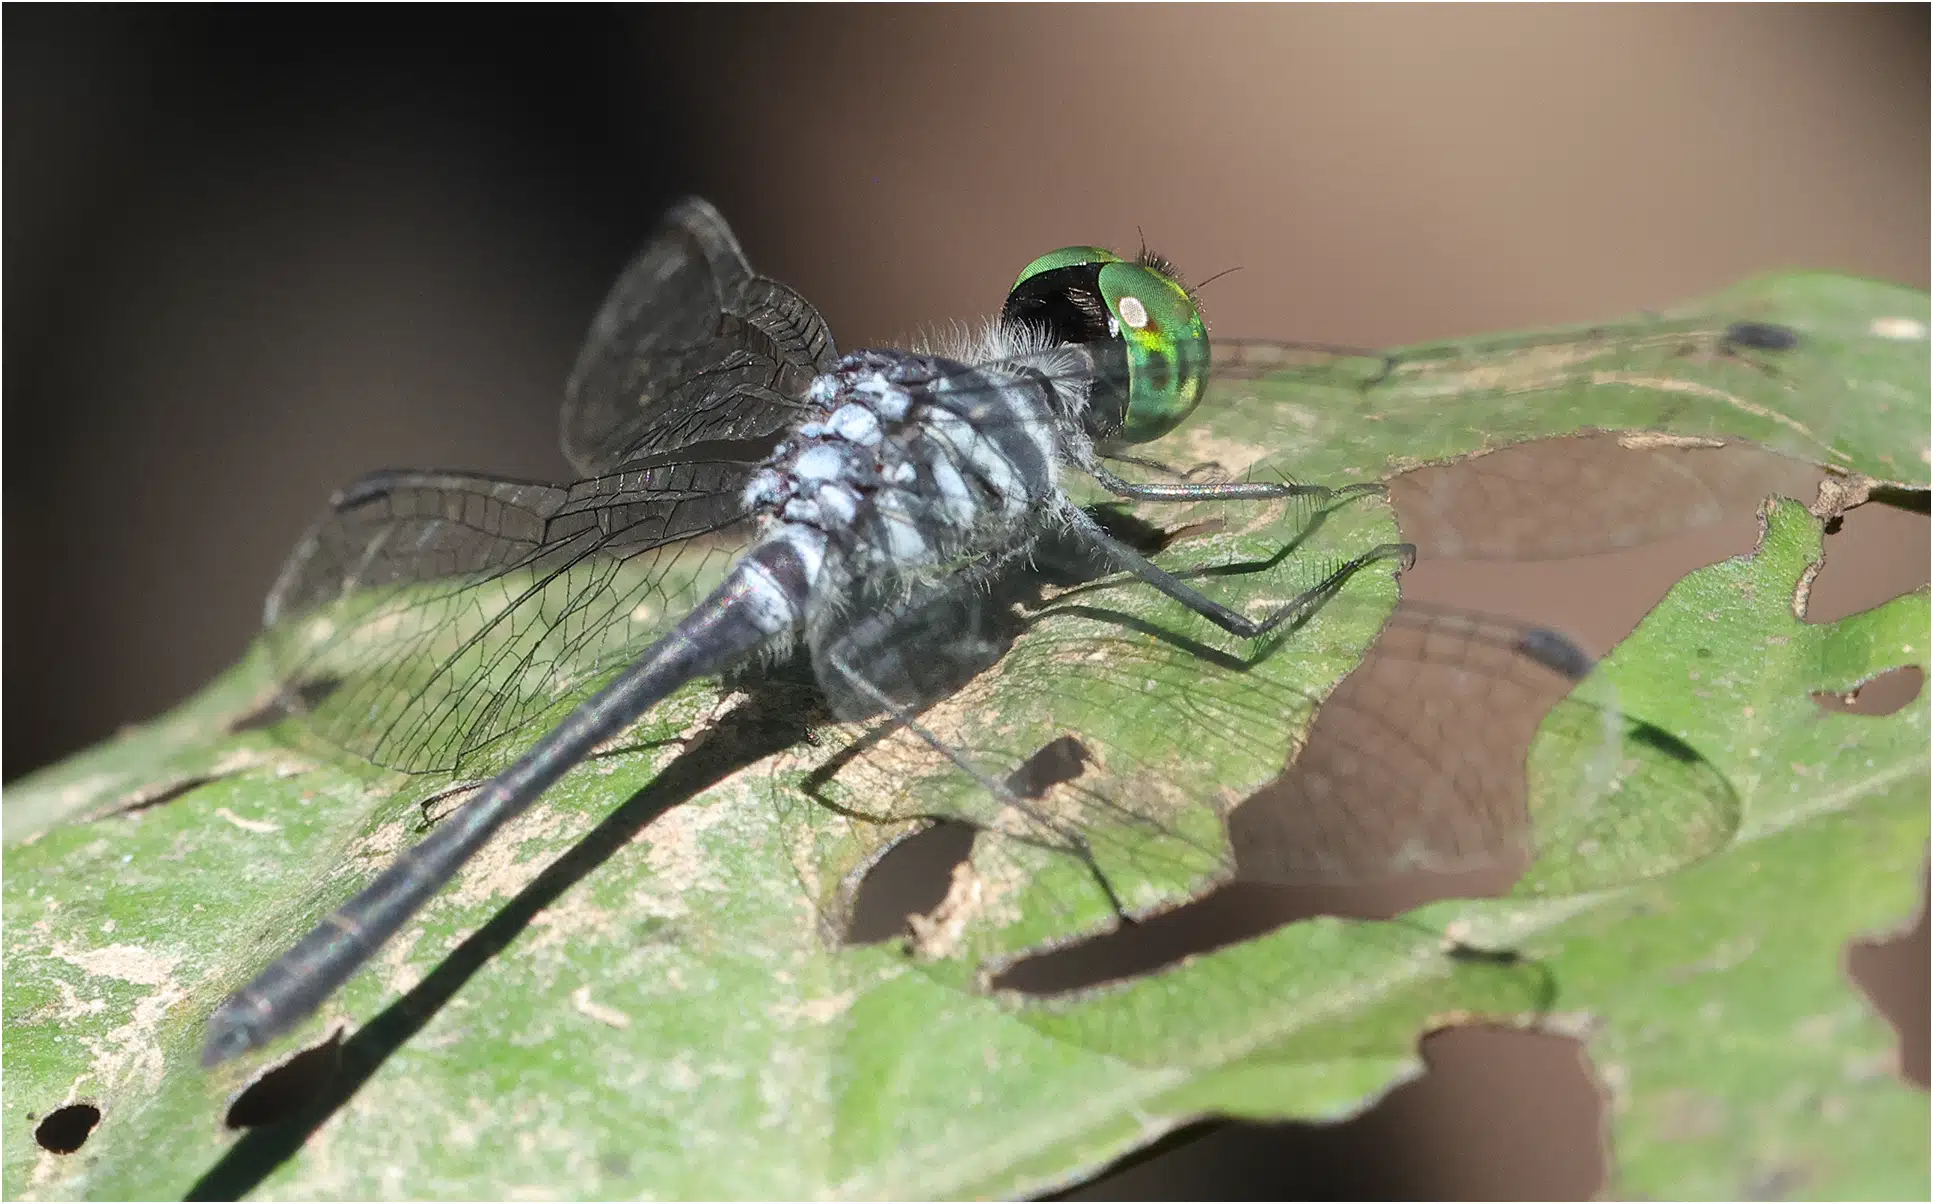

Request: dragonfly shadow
left=992, top=440, right=1808, bottom=998
left=812, top=495, right=1402, bottom=939
left=1068, top=485, right=1361, bottom=586
left=1032, top=492, right=1388, bottom=671
left=810, top=469, right=1739, bottom=997
left=795, top=506, right=1166, bottom=798
left=989, top=598, right=1592, bottom=996
left=692, top=484, right=1517, bottom=971
left=805, top=486, right=1367, bottom=755
left=186, top=689, right=811, bottom=1201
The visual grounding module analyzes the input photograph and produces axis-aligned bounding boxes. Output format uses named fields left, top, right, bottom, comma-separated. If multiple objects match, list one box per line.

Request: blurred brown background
left=6, top=6, right=1926, bottom=1198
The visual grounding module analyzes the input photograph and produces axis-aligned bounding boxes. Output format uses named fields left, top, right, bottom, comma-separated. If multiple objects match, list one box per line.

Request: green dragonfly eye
left=1002, top=245, right=1209, bottom=444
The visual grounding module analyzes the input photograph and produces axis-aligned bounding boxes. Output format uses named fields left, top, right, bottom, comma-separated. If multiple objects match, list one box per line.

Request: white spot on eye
left=1117, top=295, right=1150, bottom=330
left=1870, top=316, right=1926, bottom=341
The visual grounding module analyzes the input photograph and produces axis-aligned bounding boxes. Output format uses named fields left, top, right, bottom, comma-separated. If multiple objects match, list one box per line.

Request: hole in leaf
left=998, top=441, right=1808, bottom=993
left=847, top=736, right=1097, bottom=946
left=224, top=1029, right=343, bottom=1129
left=33, top=1103, right=100, bottom=1154
left=1058, top=1028, right=1603, bottom=1199
left=1804, top=498, right=1930, bottom=625
left=994, top=446, right=1917, bottom=1056
left=993, top=598, right=1578, bottom=994
left=1388, top=434, right=1822, bottom=564
left=844, top=820, right=976, bottom=945
left=1845, top=862, right=1929, bottom=1089
left=1812, top=665, right=1924, bottom=717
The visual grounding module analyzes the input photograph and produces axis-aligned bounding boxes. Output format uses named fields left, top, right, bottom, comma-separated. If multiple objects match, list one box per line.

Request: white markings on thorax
left=745, top=350, right=1066, bottom=594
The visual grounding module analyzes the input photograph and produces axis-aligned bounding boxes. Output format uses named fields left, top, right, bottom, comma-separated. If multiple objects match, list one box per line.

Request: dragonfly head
left=1001, top=245, right=1209, bottom=445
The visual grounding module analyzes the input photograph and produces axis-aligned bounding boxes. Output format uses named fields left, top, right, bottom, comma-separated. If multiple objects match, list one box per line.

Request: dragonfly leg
left=1069, top=509, right=1415, bottom=640
left=1097, top=451, right=1224, bottom=482
left=1087, top=461, right=1386, bottom=506
left=821, top=647, right=1130, bottom=919
left=414, top=779, right=485, bottom=832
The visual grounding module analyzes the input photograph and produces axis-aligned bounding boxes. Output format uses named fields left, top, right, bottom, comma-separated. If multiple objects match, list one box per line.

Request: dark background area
left=6, top=6, right=1927, bottom=1198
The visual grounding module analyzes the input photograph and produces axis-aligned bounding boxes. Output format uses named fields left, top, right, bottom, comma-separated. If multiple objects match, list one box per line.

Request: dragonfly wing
left=562, top=197, right=838, bottom=475
left=1202, top=319, right=1825, bottom=559
left=807, top=549, right=1028, bottom=725
left=794, top=527, right=1737, bottom=930
left=1228, top=603, right=1737, bottom=890
left=264, top=459, right=759, bottom=773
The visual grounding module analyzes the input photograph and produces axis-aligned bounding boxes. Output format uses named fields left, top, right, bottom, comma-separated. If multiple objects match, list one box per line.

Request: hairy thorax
left=741, top=349, right=1070, bottom=602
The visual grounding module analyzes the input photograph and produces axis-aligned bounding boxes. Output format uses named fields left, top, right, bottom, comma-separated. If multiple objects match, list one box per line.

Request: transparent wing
left=260, top=303, right=1813, bottom=784
left=562, top=196, right=839, bottom=475
left=782, top=442, right=1739, bottom=946
left=1184, top=315, right=1834, bottom=560
left=793, top=548, right=1738, bottom=926
left=266, top=196, right=847, bottom=772
left=873, top=304, right=1834, bottom=564
left=263, top=457, right=759, bottom=773
left=807, top=540, right=1038, bottom=726
left=266, top=239, right=1822, bottom=856
left=1225, top=603, right=1735, bottom=888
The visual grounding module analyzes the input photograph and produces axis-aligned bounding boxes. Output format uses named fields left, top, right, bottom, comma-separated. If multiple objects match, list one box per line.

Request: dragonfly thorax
left=740, top=347, right=1071, bottom=614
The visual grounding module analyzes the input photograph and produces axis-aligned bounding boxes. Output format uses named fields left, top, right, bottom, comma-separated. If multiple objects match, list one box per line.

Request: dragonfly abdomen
left=203, top=538, right=814, bottom=1066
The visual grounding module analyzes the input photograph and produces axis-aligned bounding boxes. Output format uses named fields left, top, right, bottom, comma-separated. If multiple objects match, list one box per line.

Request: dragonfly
left=202, top=198, right=1758, bottom=1067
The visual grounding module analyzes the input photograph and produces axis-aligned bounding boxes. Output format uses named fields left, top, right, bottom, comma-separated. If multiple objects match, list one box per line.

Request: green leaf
left=1210, top=270, right=1928, bottom=489
left=1012, top=500, right=1927, bottom=1198
left=4, top=272, right=1924, bottom=1199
